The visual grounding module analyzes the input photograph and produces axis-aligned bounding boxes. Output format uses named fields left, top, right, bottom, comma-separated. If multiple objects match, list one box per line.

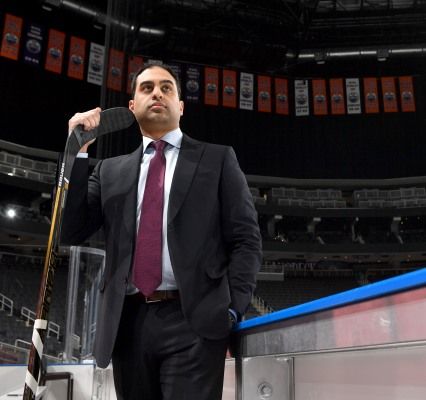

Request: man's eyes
left=140, top=85, right=173, bottom=93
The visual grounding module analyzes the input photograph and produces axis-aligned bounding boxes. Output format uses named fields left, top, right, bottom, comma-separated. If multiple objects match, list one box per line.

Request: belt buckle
left=145, top=296, right=162, bottom=303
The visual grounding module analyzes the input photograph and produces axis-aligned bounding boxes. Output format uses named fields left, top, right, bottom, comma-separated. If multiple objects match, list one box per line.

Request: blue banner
left=22, top=22, right=44, bottom=66
left=184, top=65, right=201, bottom=103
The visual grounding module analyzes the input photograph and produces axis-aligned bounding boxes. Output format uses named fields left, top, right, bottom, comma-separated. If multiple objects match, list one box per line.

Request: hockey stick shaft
left=23, top=182, right=67, bottom=399
left=23, top=107, right=135, bottom=399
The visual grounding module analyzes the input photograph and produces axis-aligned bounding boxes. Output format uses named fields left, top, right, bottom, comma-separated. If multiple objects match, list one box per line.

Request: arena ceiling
left=35, top=0, right=426, bottom=72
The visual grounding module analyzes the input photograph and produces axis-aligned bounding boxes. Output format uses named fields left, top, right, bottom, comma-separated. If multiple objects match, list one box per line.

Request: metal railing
left=0, top=341, right=29, bottom=364
left=21, top=306, right=36, bottom=326
left=21, top=306, right=61, bottom=339
left=47, top=321, right=60, bottom=339
left=15, top=339, right=31, bottom=349
left=1, top=341, right=62, bottom=365
left=0, top=292, right=13, bottom=316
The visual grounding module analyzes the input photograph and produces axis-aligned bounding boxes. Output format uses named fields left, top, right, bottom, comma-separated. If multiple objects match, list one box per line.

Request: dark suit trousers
left=111, top=294, right=229, bottom=400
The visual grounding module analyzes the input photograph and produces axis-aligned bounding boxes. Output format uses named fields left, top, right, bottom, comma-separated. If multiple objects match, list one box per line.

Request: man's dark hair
left=130, top=63, right=182, bottom=99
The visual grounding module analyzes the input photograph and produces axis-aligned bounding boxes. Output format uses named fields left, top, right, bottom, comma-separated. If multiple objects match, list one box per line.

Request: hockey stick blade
left=61, top=107, right=136, bottom=185
left=71, top=107, right=136, bottom=148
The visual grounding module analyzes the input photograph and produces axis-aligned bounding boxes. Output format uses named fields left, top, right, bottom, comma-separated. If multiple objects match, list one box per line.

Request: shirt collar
left=142, top=127, right=183, bottom=152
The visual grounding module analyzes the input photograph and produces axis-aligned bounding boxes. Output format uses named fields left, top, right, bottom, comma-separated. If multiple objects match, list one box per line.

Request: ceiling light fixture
left=297, top=45, right=426, bottom=62
left=6, top=208, right=17, bottom=219
left=42, top=0, right=165, bottom=36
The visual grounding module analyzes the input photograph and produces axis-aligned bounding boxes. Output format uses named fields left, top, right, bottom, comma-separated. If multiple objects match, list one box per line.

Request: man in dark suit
left=62, top=64, right=262, bottom=400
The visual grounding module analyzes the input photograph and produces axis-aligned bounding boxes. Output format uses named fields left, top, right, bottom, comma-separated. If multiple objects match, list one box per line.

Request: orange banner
left=222, top=69, right=237, bottom=108
left=45, top=29, right=65, bottom=74
left=312, top=79, right=328, bottom=115
left=274, top=78, right=289, bottom=115
left=329, top=78, right=345, bottom=115
left=381, top=77, right=398, bottom=113
left=399, top=76, right=416, bottom=112
left=67, top=36, right=86, bottom=80
left=257, top=75, right=272, bottom=113
left=204, top=67, right=219, bottom=106
left=107, top=49, right=124, bottom=92
left=127, top=55, right=144, bottom=94
left=0, top=14, right=23, bottom=60
left=363, top=77, right=379, bottom=114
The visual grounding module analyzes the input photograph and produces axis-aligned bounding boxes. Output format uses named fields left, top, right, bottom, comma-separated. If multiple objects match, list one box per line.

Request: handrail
left=0, top=292, right=13, bottom=316
left=21, top=306, right=61, bottom=337
left=21, top=306, right=36, bottom=325
left=48, top=321, right=60, bottom=339
left=15, top=339, right=31, bottom=349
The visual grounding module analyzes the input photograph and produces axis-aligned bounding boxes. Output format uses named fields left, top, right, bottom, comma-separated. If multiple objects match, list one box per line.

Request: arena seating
left=0, top=256, right=78, bottom=357
left=0, top=149, right=57, bottom=185
left=249, top=185, right=426, bottom=209
left=0, top=141, right=423, bottom=362
left=255, top=277, right=359, bottom=311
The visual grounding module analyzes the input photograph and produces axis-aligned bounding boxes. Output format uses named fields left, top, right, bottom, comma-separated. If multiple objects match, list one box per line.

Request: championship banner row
left=0, top=13, right=416, bottom=115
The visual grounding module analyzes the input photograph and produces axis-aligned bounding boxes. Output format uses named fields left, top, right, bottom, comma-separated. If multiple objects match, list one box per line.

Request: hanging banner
left=294, top=79, right=309, bottom=116
left=239, top=72, right=254, bottom=110
left=222, top=69, right=237, bottom=108
left=22, top=23, right=44, bottom=66
left=381, top=77, right=398, bottom=113
left=275, top=78, right=289, bottom=115
left=345, top=78, right=361, bottom=114
left=0, top=14, right=23, bottom=60
left=126, top=55, right=144, bottom=95
left=147, top=58, right=163, bottom=65
left=45, top=29, right=65, bottom=74
left=87, top=42, right=105, bottom=86
left=184, top=65, right=201, bottom=103
left=329, top=78, right=345, bottom=115
left=107, top=48, right=124, bottom=92
left=363, top=77, right=379, bottom=114
left=167, top=63, right=182, bottom=82
left=257, top=75, right=272, bottom=113
left=168, top=62, right=182, bottom=98
left=204, top=67, right=219, bottom=106
left=399, top=76, right=416, bottom=112
left=67, top=36, right=86, bottom=80
left=312, top=79, right=328, bottom=116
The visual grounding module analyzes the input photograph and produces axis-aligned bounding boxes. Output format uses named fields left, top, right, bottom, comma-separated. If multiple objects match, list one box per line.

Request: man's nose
left=152, top=85, right=163, bottom=98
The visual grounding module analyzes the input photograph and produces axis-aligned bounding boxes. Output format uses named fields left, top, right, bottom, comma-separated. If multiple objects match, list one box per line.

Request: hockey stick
left=23, top=107, right=135, bottom=400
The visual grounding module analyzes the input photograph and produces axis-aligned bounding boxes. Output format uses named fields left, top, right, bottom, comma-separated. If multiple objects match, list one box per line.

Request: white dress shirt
left=132, top=128, right=182, bottom=291
left=77, top=128, right=182, bottom=294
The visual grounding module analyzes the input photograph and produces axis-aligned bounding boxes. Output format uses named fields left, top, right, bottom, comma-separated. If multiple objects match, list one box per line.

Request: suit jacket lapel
left=120, top=142, right=144, bottom=238
left=168, top=134, right=204, bottom=225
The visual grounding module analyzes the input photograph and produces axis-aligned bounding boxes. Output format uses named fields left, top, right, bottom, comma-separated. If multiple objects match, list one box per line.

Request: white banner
left=346, top=78, right=361, bottom=114
left=295, top=79, right=309, bottom=116
left=239, top=72, right=254, bottom=110
left=87, top=42, right=105, bottom=86
left=147, top=58, right=163, bottom=65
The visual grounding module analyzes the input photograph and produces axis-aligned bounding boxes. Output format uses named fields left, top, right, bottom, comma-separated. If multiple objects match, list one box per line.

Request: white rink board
left=0, top=360, right=235, bottom=399
left=0, top=363, right=97, bottom=399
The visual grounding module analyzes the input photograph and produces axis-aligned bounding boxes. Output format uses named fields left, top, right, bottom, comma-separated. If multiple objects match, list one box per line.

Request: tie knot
left=151, top=140, right=166, bottom=153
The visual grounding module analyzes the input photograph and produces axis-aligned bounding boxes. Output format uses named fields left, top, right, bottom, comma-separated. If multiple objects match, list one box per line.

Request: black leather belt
left=135, top=290, right=180, bottom=303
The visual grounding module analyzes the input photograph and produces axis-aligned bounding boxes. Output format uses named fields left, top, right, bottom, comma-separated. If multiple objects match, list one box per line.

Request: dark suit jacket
left=61, top=134, right=262, bottom=368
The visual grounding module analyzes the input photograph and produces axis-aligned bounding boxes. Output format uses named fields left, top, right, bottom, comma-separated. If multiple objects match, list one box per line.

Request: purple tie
left=133, top=140, right=166, bottom=296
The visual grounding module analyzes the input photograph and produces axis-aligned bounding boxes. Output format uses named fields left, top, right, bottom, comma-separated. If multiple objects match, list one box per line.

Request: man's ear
left=129, top=99, right=134, bottom=111
left=179, top=100, right=184, bottom=116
